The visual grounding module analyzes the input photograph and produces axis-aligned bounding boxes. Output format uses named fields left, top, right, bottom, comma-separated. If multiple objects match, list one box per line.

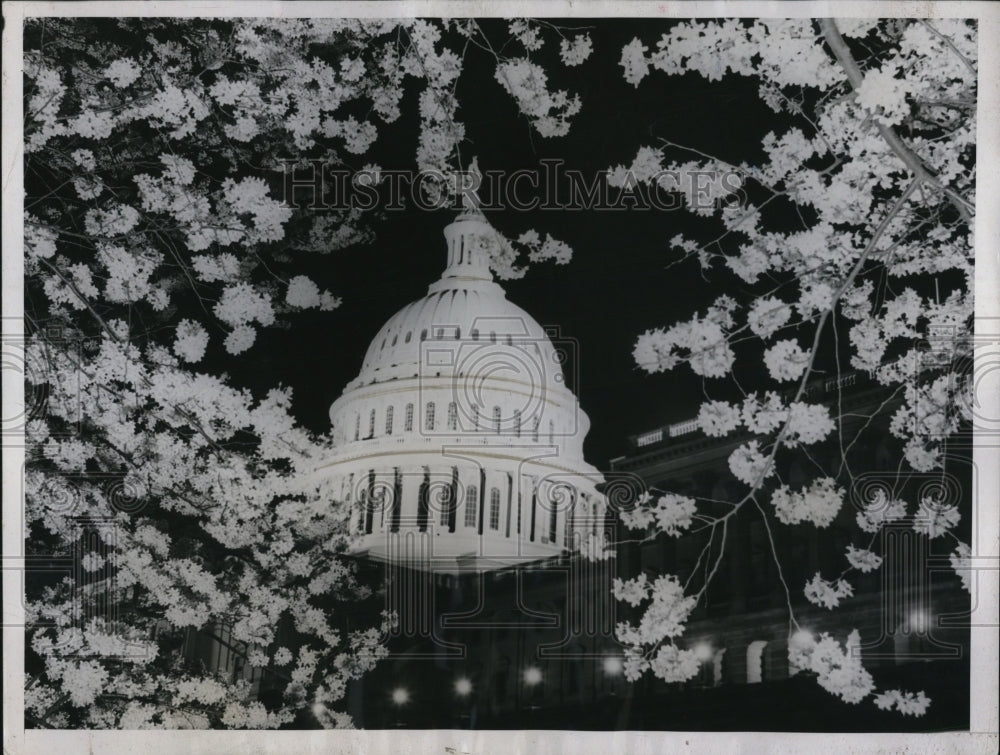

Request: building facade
left=350, top=367, right=970, bottom=730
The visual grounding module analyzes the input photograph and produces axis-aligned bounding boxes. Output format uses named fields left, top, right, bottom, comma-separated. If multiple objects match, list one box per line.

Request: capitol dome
left=316, top=212, right=607, bottom=573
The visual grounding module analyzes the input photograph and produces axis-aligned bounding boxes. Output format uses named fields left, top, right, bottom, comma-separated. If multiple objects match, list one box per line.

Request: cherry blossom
left=845, top=545, right=883, bottom=573
left=728, top=441, right=775, bottom=486
left=771, top=477, right=844, bottom=528
left=873, top=689, right=931, bottom=717
left=804, top=573, right=855, bottom=609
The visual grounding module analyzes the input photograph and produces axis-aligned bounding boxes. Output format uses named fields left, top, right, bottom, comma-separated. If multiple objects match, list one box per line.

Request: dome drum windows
left=489, top=488, right=501, bottom=531
left=405, top=403, right=414, bottom=432
left=464, top=485, right=478, bottom=528
left=425, top=402, right=436, bottom=431
left=385, top=406, right=394, bottom=435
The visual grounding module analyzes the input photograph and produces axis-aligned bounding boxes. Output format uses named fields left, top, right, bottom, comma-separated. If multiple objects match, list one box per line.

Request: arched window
left=489, top=332, right=496, bottom=343
left=404, top=403, right=414, bottom=432
left=455, top=328, right=461, bottom=339
left=385, top=406, right=394, bottom=435
left=447, top=402, right=458, bottom=431
left=489, top=488, right=501, bottom=530
left=439, top=485, right=452, bottom=526
left=471, top=405, right=479, bottom=430
left=436, top=328, right=444, bottom=339
left=514, top=409, right=522, bottom=437
left=712, top=649, right=727, bottom=686
left=368, top=409, right=376, bottom=438
left=354, top=414, right=360, bottom=441
left=493, top=406, right=502, bottom=434
left=425, top=402, right=436, bottom=431
left=404, top=331, right=412, bottom=343
left=391, top=334, right=398, bottom=346
left=464, top=485, right=478, bottom=527
left=746, top=641, right=768, bottom=684
left=420, top=329, right=427, bottom=341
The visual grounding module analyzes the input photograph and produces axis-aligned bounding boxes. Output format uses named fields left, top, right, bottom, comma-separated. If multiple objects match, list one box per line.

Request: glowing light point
left=693, top=641, right=714, bottom=662
left=523, top=666, right=542, bottom=686
left=603, top=656, right=623, bottom=675
left=391, top=687, right=409, bottom=705
left=455, top=677, right=473, bottom=696
left=791, top=628, right=813, bottom=645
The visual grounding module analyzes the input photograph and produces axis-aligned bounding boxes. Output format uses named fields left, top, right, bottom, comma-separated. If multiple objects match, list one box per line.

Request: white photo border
left=3, top=2, right=997, bottom=753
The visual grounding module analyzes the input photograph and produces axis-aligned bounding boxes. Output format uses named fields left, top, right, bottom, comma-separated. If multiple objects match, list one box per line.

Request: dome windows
left=385, top=406, right=394, bottom=435
left=489, top=488, right=501, bottom=530
left=425, top=402, right=436, bottom=431
left=447, top=402, right=458, bottom=431
left=493, top=406, right=502, bottom=434
left=405, top=403, right=414, bottom=432
left=471, top=329, right=479, bottom=340
left=464, top=485, right=478, bottom=528
left=439, top=485, right=453, bottom=527
left=404, top=331, right=412, bottom=344
left=420, top=329, right=427, bottom=341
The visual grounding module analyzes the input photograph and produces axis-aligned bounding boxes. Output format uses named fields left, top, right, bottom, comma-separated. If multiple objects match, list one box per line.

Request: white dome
left=316, top=213, right=606, bottom=573
left=347, top=214, right=565, bottom=393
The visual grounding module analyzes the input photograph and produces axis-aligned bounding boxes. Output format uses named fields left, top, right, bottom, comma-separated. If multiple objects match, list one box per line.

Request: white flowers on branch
left=611, top=17, right=975, bottom=717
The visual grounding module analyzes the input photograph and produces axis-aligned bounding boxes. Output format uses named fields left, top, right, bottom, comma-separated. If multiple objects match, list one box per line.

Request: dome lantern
left=440, top=210, right=494, bottom=283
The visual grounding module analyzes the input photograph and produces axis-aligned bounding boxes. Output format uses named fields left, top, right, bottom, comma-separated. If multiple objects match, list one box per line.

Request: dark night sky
left=244, top=19, right=786, bottom=467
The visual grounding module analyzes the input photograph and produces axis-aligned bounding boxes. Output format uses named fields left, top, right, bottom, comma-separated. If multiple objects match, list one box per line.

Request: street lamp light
left=602, top=656, right=623, bottom=675
left=455, top=677, right=473, bottom=696
left=523, top=666, right=542, bottom=686
left=791, top=628, right=813, bottom=645
left=909, top=609, right=930, bottom=633
left=692, top=641, right=713, bottom=662
left=391, top=687, right=409, bottom=705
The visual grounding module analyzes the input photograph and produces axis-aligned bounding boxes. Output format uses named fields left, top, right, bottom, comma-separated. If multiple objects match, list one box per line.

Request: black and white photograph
left=2, top=2, right=998, bottom=752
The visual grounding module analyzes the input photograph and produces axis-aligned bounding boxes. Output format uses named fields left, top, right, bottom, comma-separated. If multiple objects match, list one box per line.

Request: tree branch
left=819, top=19, right=973, bottom=225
